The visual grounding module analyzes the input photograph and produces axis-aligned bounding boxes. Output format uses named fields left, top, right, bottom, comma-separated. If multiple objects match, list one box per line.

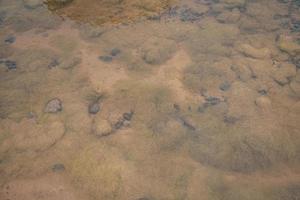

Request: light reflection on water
left=0, top=0, right=300, bottom=200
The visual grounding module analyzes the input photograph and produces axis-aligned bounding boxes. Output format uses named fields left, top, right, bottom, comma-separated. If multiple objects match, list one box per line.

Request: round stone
left=44, top=98, right=63, bottom=113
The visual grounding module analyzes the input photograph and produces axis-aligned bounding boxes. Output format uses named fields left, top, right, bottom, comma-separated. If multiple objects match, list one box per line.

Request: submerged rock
left=110, top=48, right=121, bottom=57
left=219, top=81, right=231, bottom=91
left=180, top=8, right=204, bottom=22
left=123, top=111, right=134, bottom=121
left=2, top=60, right=17, bottom=70
left=44, top=98, right=63, bottom=113
left=198, top=96, right=223, bottom=112
left=88, top=102, right=100, bottom=114
left=4, top=35, right=16, bottom=44
left=48, top=59, right=60, bottom=69
left=99, top=55, right=113, bottom=62
left=52, top=163, right=65, bottom=172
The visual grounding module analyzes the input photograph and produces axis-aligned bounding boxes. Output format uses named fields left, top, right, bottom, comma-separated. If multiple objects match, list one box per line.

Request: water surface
left=0, top=0, right=300, bottom=199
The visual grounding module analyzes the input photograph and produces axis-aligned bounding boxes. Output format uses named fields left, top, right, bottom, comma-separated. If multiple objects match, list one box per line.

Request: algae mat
left=46, top=0, right=175, bottom=25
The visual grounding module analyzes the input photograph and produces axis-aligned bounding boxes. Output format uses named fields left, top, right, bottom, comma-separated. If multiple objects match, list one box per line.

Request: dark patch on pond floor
left=0, top=59, right=17, bottom=70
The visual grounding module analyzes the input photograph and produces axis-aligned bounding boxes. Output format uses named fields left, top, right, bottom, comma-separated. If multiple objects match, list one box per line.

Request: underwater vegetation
left=45, top=0, right=176, bottom=25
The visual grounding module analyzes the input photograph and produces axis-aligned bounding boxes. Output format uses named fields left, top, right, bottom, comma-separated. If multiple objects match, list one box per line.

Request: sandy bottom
left=0, top=0, right=300, bottom=199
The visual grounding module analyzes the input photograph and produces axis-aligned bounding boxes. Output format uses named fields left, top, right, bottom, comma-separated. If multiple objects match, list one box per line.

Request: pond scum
left=0, top=0, right=300, bottom=200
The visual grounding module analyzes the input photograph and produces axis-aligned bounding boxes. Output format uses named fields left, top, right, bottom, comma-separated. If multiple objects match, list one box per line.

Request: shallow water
left=0, top=0, right=300, bottom=199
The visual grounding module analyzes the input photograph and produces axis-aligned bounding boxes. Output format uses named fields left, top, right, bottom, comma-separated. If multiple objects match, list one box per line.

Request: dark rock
left=180, top=8, right=203, bottom=22
left=114, top=119, right=124, bottom=130
left=52, top=163, right=65, bottom=172
left=48, top=59, right=59, bottom=69
left=219, top=81, right=231, bottom=91
left=204, top=96, right=221, bottom=106
left=110, top=48, right=121, bottom=56
left=4, top=36, right=16, bottom=44
left=3, top=60, right=17, bottom=70
left=88, top=102, right=100, bottom=114
left=258, top=89, right=267, bottom=95
left=44, top=98, right=63, bottom=113
left=224, top=116, right=239, bottom=124
left=123, top=111, right=134, bottom=121
left=113, top=111, right=134, bottom=130
left=99, top=55, right=113, bottom=62
left=180, top=117, right=196, bottom=131
left=198, top=96, right=222, bottom=112
left=291, top=19, right=300, bottom=32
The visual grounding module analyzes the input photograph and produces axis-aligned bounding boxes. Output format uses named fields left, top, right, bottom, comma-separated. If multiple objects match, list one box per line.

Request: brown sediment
left=45, top=0, right=176, bottom=25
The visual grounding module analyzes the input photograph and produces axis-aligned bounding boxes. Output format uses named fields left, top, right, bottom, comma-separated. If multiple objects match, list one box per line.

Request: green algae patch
left=45, top=0, right=175, bottom=25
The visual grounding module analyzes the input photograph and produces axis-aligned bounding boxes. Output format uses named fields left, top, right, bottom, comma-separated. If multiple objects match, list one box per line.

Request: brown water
left=0, top=0, right=300, bottom=199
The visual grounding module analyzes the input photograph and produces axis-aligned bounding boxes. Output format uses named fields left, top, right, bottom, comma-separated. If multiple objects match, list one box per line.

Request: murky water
left=0, top=0, right=300, bottom=199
